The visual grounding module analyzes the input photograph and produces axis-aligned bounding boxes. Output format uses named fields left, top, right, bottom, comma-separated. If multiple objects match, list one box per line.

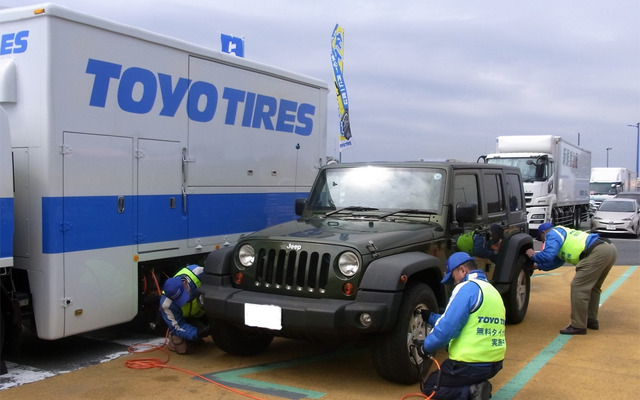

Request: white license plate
left=606, top=224, right=615, bottom=230
left=244, top=303, right=282, bottom=330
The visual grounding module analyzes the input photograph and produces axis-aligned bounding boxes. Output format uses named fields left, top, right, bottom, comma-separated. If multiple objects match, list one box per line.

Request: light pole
left=606, top=147, right=612, bottom=167
left=627, top=123, right=639, bottom=176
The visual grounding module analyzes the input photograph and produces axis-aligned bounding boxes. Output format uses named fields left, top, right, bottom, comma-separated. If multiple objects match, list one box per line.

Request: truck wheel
left=210, top=319, right=274, bottom=356
left=503, top=255, right=530, bottom=324
left=371, top=282, right=438, bottom=384
left=573, top=207, right=582, bottom=229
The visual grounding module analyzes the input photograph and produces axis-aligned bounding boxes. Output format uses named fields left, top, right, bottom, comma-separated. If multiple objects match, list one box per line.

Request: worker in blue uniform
left=418, top=252, right=506, bottom=400
left=159, top=264, right=210, bottom=354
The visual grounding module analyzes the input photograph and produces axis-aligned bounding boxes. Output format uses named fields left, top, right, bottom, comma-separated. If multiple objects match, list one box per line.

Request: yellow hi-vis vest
left=555, top=227, right=590, bottom=265
left=174, top=266, right=206, bottom=319
left=448, top=279, right=506, bottom=363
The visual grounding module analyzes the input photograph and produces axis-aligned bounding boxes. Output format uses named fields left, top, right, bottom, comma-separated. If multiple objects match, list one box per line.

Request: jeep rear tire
left=210, top=319, right=274, bottom=356
left=371, top=282, right=438, bottom=384
left=503, top=255, right=530, bottom=324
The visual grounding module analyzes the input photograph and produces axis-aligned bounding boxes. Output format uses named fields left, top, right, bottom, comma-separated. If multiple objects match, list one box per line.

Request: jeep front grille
left=254, top=248, right=331, bottom=293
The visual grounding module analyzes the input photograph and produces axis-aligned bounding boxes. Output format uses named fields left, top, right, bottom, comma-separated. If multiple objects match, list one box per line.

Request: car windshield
left=598, top=200, right=636, bottom=213
left=616, top=193, right=640, bottom=200
left=307, top=166, right=446, bottom=213
left=487, top=157, right=546, bottom=181
left=590, top=182, right=619, bottom=195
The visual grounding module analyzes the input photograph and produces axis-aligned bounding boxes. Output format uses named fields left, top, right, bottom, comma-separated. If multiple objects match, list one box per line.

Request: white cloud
left=2, top=0, right=638, bottom=171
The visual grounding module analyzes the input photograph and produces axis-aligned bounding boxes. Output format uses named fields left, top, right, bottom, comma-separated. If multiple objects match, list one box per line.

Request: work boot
left=167, top=334, right=188, bottom=354
left=469, top=381, right=492, bottom=400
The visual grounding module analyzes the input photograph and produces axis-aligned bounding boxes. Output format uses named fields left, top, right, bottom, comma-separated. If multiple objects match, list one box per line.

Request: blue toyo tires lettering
left=85, top=59, right=315, bottom=135
left=0, top=30, right=28, bottom=54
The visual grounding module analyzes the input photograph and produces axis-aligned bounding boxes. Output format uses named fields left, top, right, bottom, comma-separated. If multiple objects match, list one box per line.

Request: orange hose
left=125, top=332, right=269, bottom=400
left=400, top=357, right=441, bottom=400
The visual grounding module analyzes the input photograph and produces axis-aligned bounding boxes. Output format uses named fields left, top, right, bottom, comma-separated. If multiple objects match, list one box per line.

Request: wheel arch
left=493, top=232, right=533, bottom=283
left=359, top=252, right=446, bottom=307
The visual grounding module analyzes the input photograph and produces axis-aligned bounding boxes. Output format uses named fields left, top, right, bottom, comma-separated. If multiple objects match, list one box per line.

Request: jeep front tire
left=371, top=282, right=438, bottom=384
left=503, top=255, right=530, bottom=324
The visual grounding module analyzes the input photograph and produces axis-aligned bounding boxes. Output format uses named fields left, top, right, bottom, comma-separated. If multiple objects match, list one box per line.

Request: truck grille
left=254, top=248, right=331, bottom=293
left=524, top=191, right=533, bottom=204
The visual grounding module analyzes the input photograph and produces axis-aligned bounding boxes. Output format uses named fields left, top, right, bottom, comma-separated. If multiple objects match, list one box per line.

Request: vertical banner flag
left=331, top=24, right=352, bottom=150
left=221, top=34, right=245, bottom=57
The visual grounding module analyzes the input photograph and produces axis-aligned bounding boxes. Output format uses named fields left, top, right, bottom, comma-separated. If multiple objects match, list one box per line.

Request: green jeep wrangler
left=199, top=161, right=533, bottom=384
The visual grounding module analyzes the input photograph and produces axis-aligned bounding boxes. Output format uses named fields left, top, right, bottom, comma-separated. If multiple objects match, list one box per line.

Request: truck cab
left=199, top=161, right=533, bottom=384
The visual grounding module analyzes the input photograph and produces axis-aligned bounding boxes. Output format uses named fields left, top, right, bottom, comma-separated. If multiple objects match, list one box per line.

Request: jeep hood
left=242, top=217, right=444, bottom=251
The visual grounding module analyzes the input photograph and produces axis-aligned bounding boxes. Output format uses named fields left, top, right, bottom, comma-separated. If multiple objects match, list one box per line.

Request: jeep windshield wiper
left=325, top=206, right=379, bottom=216
left=380, top=209, right=437, bottom=218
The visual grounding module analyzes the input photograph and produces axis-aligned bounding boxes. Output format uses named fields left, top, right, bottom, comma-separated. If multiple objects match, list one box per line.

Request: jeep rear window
left=308, top=167, right=446, bottom=212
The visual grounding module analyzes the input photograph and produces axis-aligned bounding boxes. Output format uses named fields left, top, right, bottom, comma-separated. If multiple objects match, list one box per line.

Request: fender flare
left=203, top=246, right=235, bottom=276
left=493, top=232, right=533, bottom=283
left=359, top=251, right=443, bottom=292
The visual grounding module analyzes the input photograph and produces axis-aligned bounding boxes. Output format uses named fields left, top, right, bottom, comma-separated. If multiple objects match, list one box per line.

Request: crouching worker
left=419, top=253, right=506, bottom=400
left=160, top=264, right=211, bottom=354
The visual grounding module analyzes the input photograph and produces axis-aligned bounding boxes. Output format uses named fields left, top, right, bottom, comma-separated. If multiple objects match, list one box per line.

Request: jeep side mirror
left=456, top=202, right=478, bottom=225
left=295, top=198, right=306, bottom=216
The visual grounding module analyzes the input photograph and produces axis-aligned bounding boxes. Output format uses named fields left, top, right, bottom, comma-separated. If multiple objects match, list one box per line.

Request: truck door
left=62, top=132, right=136, bottom=336
left=136, top=139, right=186, bottom=253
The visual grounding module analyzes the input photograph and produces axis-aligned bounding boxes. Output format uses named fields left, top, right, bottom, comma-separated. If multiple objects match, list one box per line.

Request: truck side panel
left=0, top=107, right=12, bottom=267
left=0, top=5, right=328, bottom=340
left=556, top=139, right=591, bottom=207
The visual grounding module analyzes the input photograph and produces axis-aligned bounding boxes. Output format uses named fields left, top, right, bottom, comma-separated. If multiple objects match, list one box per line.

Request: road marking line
left=201, top=346, right=366, bottom=399
left=493, top=265, right=638, bottom=400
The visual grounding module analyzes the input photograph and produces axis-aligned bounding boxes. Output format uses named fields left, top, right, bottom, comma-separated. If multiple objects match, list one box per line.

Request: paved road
left=1, top=234, right=638, bottom=399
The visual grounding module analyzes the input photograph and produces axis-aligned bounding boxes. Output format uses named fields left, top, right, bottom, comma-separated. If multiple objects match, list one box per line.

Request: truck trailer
left=0, top=3, right=328, bottom=360
left=482, top=135, right=591, bottom=231
left=589, top=167, right=638, bottom=212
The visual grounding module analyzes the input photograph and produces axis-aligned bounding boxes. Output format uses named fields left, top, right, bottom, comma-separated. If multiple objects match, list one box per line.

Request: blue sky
left=3, top=1, right=639, bottom=172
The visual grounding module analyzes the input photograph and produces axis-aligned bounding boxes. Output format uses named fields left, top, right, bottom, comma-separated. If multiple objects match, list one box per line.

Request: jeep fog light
left=238, top=244, right=255, bottom=268
left=359, top=313, right=372, bottom=328
left=338, top=251, right=359, bottom=277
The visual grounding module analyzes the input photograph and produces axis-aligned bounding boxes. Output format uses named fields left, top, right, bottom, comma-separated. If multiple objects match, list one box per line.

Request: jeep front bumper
left=198, top=277, right=403, bottom=336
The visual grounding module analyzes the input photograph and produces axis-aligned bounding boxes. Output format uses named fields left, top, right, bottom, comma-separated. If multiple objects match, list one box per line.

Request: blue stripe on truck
left=41, top=192, right=304, bottom=253
left=0, top=197, right=13, bottom=258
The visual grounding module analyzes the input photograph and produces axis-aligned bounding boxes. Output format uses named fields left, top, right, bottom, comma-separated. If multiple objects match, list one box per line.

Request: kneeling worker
left=160, top=264, right=211, bottom=354
left=419, top=252, right=506, bottom=400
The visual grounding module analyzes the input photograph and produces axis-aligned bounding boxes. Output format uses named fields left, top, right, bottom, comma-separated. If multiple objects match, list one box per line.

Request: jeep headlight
left=338, top=251, right=359, bottom=277
left=238, top=244, right=255, bottom=268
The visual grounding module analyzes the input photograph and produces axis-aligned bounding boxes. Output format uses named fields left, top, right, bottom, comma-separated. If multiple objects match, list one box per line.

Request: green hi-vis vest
left=448, top=279, right=506, bottom=363
left=175, top=267, right=206, bottom=319
left=555, top=227, right=590, bottom=265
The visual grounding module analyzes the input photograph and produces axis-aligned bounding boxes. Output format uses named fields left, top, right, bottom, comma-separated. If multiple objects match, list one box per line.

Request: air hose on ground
left=125, top=330, right=269, bottom=400
left=401, top=342, right=442, bottom=400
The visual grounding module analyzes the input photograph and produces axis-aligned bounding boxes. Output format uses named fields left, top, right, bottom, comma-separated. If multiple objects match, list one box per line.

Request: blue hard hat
left=163, top=277, right=190, bottom=307
left=537, top=222, right=554, bottom=240
left=442, top=252, right=474, bottom=284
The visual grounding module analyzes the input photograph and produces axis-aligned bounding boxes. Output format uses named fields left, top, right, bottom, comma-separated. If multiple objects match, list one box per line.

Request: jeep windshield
left=306, top=166, right=446, bottom=216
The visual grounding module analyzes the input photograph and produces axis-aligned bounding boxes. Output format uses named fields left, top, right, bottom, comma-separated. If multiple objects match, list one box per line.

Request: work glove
left=412, top=339, right=434, bottom=360
left=415, top=308, right=431, bottom=323
left=197, top=325, right=211, bottom=339
left=412, top=339, right=426, bottom=358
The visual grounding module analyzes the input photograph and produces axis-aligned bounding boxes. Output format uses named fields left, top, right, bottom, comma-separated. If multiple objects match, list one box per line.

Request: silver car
left=615, top=191, right=640, bottom=203
left=590, top=198, right=640, bottom=237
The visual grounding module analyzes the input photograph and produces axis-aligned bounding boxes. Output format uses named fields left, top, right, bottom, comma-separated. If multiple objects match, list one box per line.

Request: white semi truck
left=0, top=3, right=328, bottom=359
left=482, top=135, right=591, bottom=231
left=589, top=167, right=638, bottom=211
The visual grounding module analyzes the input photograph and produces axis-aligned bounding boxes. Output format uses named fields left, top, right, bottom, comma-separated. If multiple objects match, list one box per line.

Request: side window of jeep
left=453, top=173, right=482, bottom=220
left=505, top=173, right=524, bottom=211
left=484, top=172, right=506, bottom=217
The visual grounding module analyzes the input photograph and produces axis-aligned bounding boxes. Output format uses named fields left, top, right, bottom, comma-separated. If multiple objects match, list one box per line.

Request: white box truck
left=0, top=3, right=328, bottom=357
left=482, top=135, right=591, bottom=231
left=589, top=167, right=638, bottom=211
